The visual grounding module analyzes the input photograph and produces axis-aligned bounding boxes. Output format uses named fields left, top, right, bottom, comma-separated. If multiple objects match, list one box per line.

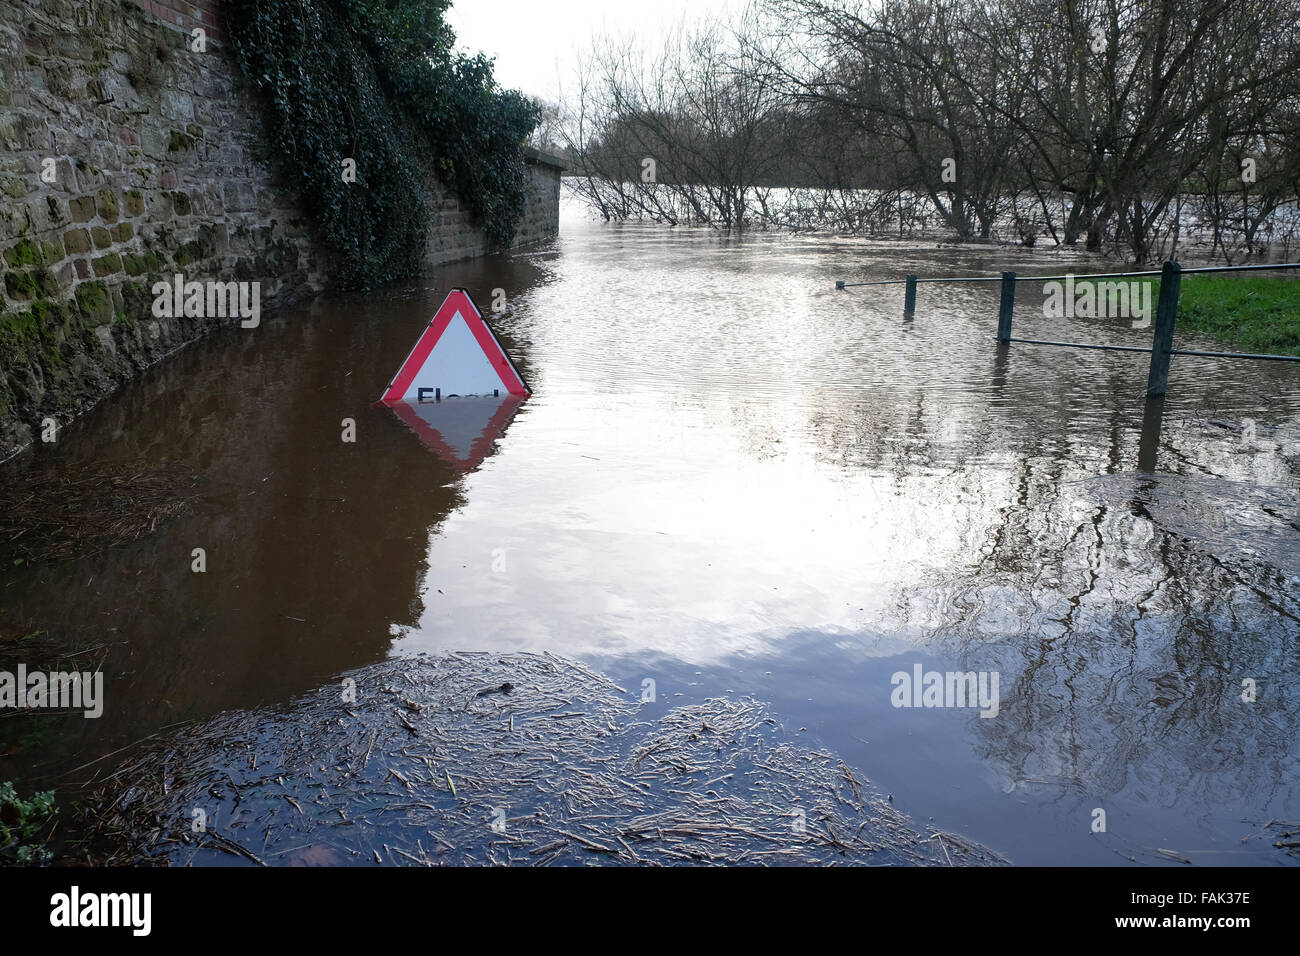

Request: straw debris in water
left=90, top=651, right=1006, bottom=866
left=0, top=464, right=196, bottom=563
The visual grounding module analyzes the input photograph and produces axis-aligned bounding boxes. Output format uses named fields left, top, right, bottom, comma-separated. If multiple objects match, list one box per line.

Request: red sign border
left=379, top=289, right=530, bottom=404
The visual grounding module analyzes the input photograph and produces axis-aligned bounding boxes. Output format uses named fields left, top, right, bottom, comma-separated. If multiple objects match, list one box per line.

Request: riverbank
left=1108, top=271, right=1300, bottom=355
left=1175, top=274, right=1300, bottom=356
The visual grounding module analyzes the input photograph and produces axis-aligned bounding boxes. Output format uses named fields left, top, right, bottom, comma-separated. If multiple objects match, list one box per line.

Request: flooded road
left=3, top=200, right=1298, bottom=865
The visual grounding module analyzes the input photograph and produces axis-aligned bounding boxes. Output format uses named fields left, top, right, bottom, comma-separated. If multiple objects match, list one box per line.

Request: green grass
left=1171, top=275, right=1300, bottom=357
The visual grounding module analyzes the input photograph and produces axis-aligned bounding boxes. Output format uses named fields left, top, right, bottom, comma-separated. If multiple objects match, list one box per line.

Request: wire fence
left=835, top=261, right=1300, bottom=395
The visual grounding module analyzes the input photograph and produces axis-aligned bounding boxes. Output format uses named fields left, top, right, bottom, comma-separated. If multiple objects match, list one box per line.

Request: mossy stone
left=0, top=308, right=51, bottom=371
left=4, top=238, right=40, bottom=267
left=3, top=267, right=57, bottom=300
left=63, top=229, right=91, bottom=254
left=92, top=253, right=122, bottom=277
left=68, top=195, right=96, bottom=222
left=4, top=270, right=39, bottom=300
left=168, top=129, right=197, bottom=152
left=120, top=279, right=154, bottom=317
left=174, top=239, right=210, bottom=269
left=75, top=280, right=113, bottom=323
left=96, top=188, right=120, bottom=223
left=34, top=267, right=58, bottom=297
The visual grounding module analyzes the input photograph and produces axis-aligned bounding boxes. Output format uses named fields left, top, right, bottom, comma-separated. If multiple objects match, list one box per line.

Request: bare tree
left=560, top=0, right=1300, bottom=262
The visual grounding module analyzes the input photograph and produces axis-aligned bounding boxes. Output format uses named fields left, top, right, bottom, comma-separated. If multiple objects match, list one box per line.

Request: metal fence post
left=1138, top=395, right=1165, bottom=472
left=997, top=271, right=1016, bottom=341
left=1146, top=261, right=1181, bottom=397
left=904, top=274, right=917, bottom=316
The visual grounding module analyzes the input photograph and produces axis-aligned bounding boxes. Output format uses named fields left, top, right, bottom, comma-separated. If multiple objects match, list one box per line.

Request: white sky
left=447, top=0, right=748, bottom=102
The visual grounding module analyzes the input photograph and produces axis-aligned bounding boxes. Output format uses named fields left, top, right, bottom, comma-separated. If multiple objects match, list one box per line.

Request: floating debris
left=90, top=652, right=1006, bottom=866
left=1241, top=818, right=1300, bottom=862
left=0, top=464, right=197, bottom=563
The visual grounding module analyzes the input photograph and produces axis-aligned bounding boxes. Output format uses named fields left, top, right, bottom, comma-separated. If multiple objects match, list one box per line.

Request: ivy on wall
left=224, top=0, right=540, bottom=290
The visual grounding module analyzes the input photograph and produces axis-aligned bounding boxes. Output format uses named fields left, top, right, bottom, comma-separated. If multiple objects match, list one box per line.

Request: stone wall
left=422, top=150, right=564, bottom=266
left=0, top=0, right=561, bottom=459
left=520, top=148, right=564, bottom=246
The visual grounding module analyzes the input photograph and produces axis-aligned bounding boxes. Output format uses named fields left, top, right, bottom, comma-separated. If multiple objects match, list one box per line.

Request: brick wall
left=132, top=0, right=225, bottom=45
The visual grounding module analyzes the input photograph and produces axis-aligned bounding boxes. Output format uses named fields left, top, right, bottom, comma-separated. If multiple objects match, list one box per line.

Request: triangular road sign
left=379, top=289, right=529, bottom=404
left=388, top=393, right=525, bottom=473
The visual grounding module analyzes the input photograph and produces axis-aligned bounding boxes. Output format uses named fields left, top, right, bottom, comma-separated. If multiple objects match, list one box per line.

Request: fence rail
left=835, top=260, right=1300, bottom=395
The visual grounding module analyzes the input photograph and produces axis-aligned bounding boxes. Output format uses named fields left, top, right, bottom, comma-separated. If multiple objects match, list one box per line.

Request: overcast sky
left=447, top=0, right=748, bottom=102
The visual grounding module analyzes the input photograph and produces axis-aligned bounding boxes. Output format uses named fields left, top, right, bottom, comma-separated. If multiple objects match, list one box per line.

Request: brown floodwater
left=2, top=200, right=1298, bottom=865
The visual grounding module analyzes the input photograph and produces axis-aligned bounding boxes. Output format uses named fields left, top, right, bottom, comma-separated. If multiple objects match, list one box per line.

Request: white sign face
left=398, top=310, right=505, bottom=400
left=380, top=290, right=529, bottom=404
